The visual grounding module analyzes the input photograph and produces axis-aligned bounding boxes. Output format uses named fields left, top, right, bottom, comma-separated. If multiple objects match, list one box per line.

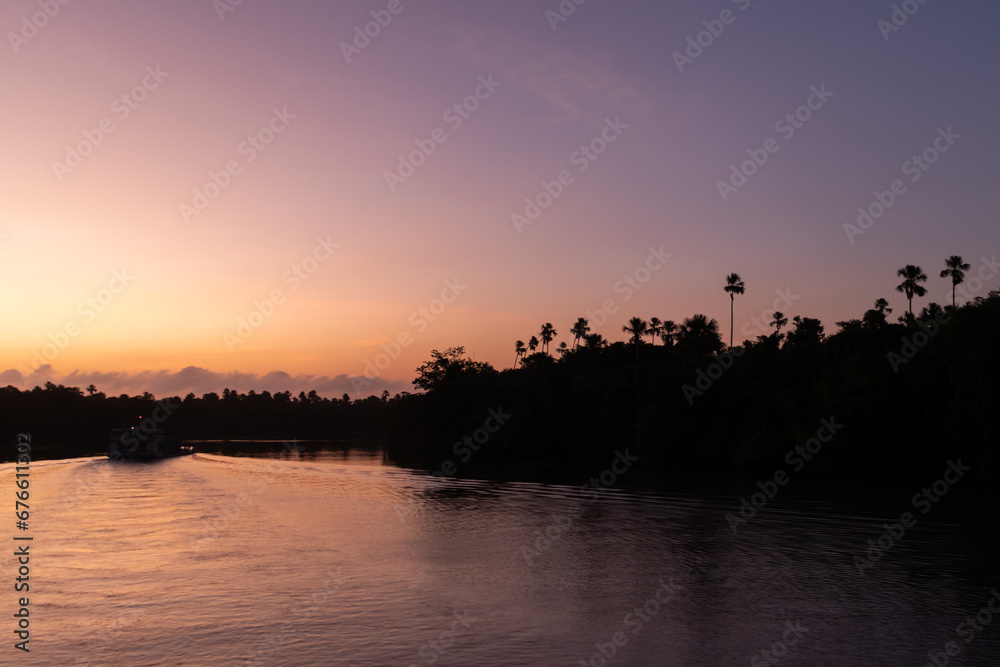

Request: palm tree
left=86, top=384, right=97, bottom=396
left=513, top=340, right=526, bottom=368
left=539, top=323, right=556, bottom=354
left=570, top=318, right=590, bottom=350
left=680, top=314, right=720, bottom=335
left=724, top=273, right=746, bottom=347
left=895, top=265, right=928, bottom=319
left=659, top=320, right=678, bottom=347
left=770, top=311, right=788, bottom=334
left=874, top=298, right=892, bottom=316
left=678, top=314, right=724, bottom=358
left=647, top=317, right=663, bottom=344
left=528, top=336, right=539, bottom=354
left=556, top=341, right=569, bottom=357
left=583, top=333, right=607, bottom=348
left=622, top=317, right=647, bottom=345
left=939, top=255, right=971, bottom=309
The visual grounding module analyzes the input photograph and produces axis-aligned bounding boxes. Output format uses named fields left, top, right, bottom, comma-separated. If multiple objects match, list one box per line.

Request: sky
left=2, top=0, right=998, bottom=398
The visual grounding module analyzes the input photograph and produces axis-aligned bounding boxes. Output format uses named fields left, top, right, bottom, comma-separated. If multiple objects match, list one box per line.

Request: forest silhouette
left=4, top=261, right=998, bottom=484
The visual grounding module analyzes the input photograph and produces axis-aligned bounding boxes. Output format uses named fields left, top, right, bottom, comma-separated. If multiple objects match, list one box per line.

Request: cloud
left=1, top=365, right=411, bottom=400
left=447, top=23, right=650, bottom=124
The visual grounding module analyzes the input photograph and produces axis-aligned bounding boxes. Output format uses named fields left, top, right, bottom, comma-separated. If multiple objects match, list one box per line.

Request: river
left=4, top=448, right=999, bottom=666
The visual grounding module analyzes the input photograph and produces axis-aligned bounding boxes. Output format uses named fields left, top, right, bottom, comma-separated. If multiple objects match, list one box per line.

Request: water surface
left=5, top=450, right=999, bottom=665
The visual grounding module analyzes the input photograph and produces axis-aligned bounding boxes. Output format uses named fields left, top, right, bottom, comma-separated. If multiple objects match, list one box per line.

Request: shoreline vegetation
left=4, top=265, right=999, bottom=494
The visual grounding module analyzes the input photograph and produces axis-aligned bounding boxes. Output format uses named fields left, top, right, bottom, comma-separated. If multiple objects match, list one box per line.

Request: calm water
left=4, top=450, right=1000, bottom=666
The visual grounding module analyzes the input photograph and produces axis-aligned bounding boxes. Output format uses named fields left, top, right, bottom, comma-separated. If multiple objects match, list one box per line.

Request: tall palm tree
left=622, top=317, right=647, bottom=345
left=724, top=273, right=746, bottom=347
left=539, top=323, right=556, bottom=354
left=570, top=317, right=590, bottom=350
left=770, top=311, right=788, bottom=334
left=528, top=336, right=539, bottom=354
left=514, top=340, right=526, bottom=368
left=939, top=255, right=971, bottom=309
left=895, top=265, right=928, bottom=319
left=659, top=320, right=678, bottom=347
left=647, top=317, right=664, bottom=345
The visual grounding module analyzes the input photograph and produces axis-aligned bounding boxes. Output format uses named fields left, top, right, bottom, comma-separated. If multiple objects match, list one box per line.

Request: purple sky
left=2, top=0, right=998, bottom=397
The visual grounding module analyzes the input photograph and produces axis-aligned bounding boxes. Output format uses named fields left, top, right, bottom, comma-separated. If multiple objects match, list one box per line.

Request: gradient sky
left=2, top=0, right=998, bottom=398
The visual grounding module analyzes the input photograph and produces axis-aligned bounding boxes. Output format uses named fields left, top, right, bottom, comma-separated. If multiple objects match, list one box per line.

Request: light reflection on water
left=3, top=451, right=999, bottom=666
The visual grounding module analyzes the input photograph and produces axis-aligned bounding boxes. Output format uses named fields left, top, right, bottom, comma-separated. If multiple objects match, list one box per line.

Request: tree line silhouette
left=0, top=385, right=393, bottom=460
left=3, top=256, right=997, bottom=484
left=394, top=256, right=998, bottom=482
left=509, top=259, right=972, bottom=369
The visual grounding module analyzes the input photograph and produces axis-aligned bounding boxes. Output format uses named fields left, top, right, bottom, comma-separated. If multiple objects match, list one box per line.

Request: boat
left=109, top=423, right=193, bottom=459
